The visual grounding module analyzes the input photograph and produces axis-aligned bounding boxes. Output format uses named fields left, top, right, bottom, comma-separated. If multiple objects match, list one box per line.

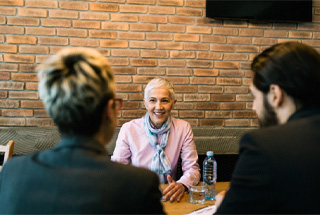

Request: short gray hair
left=37, top=48, right=114, bottom=135
left=144, top=77, right=175, bottom=100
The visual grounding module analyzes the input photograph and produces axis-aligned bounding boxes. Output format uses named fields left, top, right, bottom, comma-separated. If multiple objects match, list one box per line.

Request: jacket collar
left=288, top=106, right=320, bottom=122
left=55, top=135, right=108, bottom=156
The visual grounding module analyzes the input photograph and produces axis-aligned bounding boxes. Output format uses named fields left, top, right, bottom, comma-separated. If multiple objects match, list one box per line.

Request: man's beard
left=258, top=95, right=279, bottom=127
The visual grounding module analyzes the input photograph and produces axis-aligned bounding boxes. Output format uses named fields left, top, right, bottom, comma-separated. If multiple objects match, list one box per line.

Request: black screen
left=206, top=0, right=312, bottom=22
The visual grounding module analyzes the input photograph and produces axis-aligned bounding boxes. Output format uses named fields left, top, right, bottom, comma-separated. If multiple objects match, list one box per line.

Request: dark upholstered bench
left=0, top=126, right=255, bottom=181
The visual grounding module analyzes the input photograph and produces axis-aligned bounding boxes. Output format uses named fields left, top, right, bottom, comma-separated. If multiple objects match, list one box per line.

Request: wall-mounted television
left=206, top=0, right=312, bottom=22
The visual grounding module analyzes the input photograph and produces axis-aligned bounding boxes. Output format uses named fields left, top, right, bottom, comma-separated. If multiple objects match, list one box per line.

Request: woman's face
left=144, top=88, right=176, bottom=129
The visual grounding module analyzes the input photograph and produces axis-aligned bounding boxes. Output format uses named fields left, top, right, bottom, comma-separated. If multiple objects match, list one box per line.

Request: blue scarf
left=144, top=112, right=172, bottom=184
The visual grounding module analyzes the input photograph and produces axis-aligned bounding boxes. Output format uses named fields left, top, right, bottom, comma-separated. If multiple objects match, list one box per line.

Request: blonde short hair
left=38, top=48, right=114, bottom=135
left=144, top=77, right=175, bottom=101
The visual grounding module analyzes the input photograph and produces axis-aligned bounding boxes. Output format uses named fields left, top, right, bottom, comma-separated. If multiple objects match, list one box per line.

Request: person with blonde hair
left=112, top=77, right=200, bottom=202
left=0, top=48, right=164, bottom=214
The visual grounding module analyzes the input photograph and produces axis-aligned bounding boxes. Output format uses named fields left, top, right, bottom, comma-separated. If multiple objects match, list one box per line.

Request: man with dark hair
left=0, top=48, right=164, bottom=214
left=215, top=42, right=320, bottom=214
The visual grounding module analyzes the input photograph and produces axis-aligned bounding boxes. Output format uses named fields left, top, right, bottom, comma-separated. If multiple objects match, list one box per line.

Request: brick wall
left=0, top=0, right=320, bottom=128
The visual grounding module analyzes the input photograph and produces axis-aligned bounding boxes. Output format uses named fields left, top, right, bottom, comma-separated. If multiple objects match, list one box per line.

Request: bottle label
left=203, top=160, right=217, bottom=184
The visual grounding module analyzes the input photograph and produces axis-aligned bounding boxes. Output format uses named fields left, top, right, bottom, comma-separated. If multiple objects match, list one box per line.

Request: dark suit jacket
left=0, top=136, right=164, bottom=214
left=216, top=107, right=320, bottom=214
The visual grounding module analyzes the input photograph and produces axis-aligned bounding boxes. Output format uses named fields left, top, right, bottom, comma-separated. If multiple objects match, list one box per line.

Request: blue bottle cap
left=206, top=151, right=214, bottom=156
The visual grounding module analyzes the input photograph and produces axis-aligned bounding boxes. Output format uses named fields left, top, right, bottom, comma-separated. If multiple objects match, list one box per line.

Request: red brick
left=212, top=27, right=238, bottom=35
left=201, top=35, right=226, bottom=43
left=225, top=119, right=250, bottom=127
left=0, top=26, right=24, bottom=34
left=174, top=34, right=199, bottom=42
left=224, top=20, right=248, bottom=28
left=149, top=6, right=175, bottom=14
left=26, top=27, right=55, bottom=35
left=73, top=20, right=100, bottom=29
left=200, top=119, right=224, bottom=126
left=21, top=100, right=44, bottom=108
left=130, top=24, right=157, bottom=32
left=252, top=38, right=277, bottom=45
left=107, top=58, right=129, bottom=66
left=122, top=101, right=140, bottom=110
left=132, top=76, right=155, bottom=84
left=158, top=59, right=185, bottom=67
left=167, top=68, right=192, bottom=76
left=177, top=8, right=202, bottom=16
left=195, top=102, right=219, bottom=110
left=141, top=15, right=167, bottom=24
left=113, top=67, right=136, bottom=75
left=131, top=59, right=157, bottom=67
left=111, top=49, right=139, bottom=57
left=289, top=31, right=312, bottom=39
left=298, top=23, right=320, bottom=31
left=225, top=86, right=249, bottom=94
left=118, top=32, right=145, bottom=40
left=116, top=84, right=142, bottom=92
left=0, top=72, right=10, bottom=80
left=98, top=0, right=125, bottom=2
left=239, top=29, right=263, bottom=37
left=190, top=77, right=215, bottom=85
left=0, top=6, right=16, bottom=15
left=0, top=100, right=19, bottom=108
left=41, top=19, right=71, bottom=27
left=215, top=61, right=239, bottom=69
left=128, top=93, right=143, bottom=100
left=19, top=46, right=49, bottom=54
left=185, top=0, right=206, bottom=7
left=185, top=43, right=209, bottom=51
left=101, top=40, right=128, bottom=48
left=174, top=102, right=194, bottom=109
left=122, top=110, right=146, bottom=118
left=18, top=8, right=47, bottom=17
left=234, top=110, right=257, bottom=118
left=251, top=119, right=259, bottom=127
left=187, top=60, right=213, bottom=68
left=158, top=42, right=183, bottom=50
left=127, top=0, right=155, bottom=4
left=236, top=94, right=253, bottom=102
left=0, top=44, right=18, bottom=53
left=0, top=63, right=18, bottom=72
left=39, top=37, right=68, bottom=45
left=102, top=22, right=129, bottom=30
left=194, top=69, right=218, bottom=77
left=166, top=77, right=189, bottom=85
left=211, top=94, right=235, bottom=102
left=60, top=1, right=88, bottom=10
left=184, top=94, right=210, bottom=102
left=274, top=23, right=296, bottom=30
left=26, top=118, right=53, bottom=126
left=120, top=4, right=147, bottom=13
left=0, top=0, right=24, bottom=6
left=168, top=16, right=194, bottom=25
left=12, top=73, right=38, bottom=81
left=26, top=82, right=38, bottom=90
left=224, top=53, right=248, bottom=61
left=34, top=110, right=49, bottom=117
left=80, top=12, right=109, bottom=20
left=236, top=45, right=259, bottom=53
left=174, top=85, right=197, bottom=93
left=0, top=91, right=8, bottom=98
left=217, top=78, right=242, bottom=86
left=187, top=26, right=211, bottom=34
left=180, top=111, right=204, bottom=118
left=9, top=91, right=38, bottom=99
left=20, top=64, right=37, bottom=72
left=90, top=3, right=118, bottom=12
left=7, top=17, right=39, bottom=26
left=170, top=51, right=194, bottom=59
left=7, top=35, right=37, bottom=44
left=197, top=52, right=222, bottom=60
left=146, top=33, right=172, bottom=41
left=0, top=118, right=25, bottom=126
left=111, top=14, right=138, bottom=22
left=141, top=50, right=168, bottom=58
left=227, top=37, right=251, bottom=45
left=115, top=75, right=131, bottom=83
left=58, top=28, right=87, bottom=37
left=206, top=111, right=232, bottom=118
left=4, top=54, right=35, bottom=63
left=136, top=67, right=165, bottom=75
left=0, top=81, right=24, bottom=90
left=89, top=30, right=117, bottom=38
left=158, top=24, right=185, bottom=33
left=264, top=30, right=288, bottom=38
left=196, top=18, right=222, bottom=26
left=220, top=103, right=246, bottom=110
left=248, top=22, right=272, bottom=29
left=0, top=16, right=5, bottom=24
left=210, top=44, right=235, bottom=52
left=26, top=0, right=58, bottom=8
left=130, top=41, right=156, bottom=49
left=158, top=0, right=183, bottom=6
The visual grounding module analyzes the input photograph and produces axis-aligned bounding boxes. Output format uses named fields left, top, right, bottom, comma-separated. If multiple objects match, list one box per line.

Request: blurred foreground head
left=37, top=48, right=115, bottom=136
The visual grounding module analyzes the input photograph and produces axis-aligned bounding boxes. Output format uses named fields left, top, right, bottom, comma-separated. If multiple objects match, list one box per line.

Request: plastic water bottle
left=203, top=151, right=217, bottom=200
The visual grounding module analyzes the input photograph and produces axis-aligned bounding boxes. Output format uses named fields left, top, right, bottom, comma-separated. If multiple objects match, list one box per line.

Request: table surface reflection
left=160, top=182, right=230, bottom=215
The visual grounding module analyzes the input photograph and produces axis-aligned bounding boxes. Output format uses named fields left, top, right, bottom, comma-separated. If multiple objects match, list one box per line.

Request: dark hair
left=251, top=42, right=320, bottom=107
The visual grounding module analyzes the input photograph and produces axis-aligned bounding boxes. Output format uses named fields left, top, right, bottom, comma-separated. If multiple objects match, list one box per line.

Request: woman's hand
left=215, top=190, right=227, bottom=209
left=162, top=175, right=186, bottom=202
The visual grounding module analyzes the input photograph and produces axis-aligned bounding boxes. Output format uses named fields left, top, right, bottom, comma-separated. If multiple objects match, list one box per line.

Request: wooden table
left=160, top=182, right=230, bottom=215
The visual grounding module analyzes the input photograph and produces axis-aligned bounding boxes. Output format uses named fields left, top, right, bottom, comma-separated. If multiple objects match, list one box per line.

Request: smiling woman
left=111, top=77, right=201, bottom=203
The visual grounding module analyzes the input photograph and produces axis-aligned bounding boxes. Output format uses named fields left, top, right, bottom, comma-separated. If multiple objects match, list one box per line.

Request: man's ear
left=104, top=99, right=114, bottom=120
left=268, top=84, right=284, bottom=108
